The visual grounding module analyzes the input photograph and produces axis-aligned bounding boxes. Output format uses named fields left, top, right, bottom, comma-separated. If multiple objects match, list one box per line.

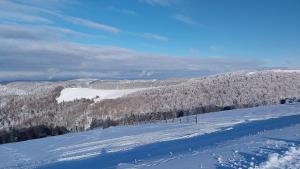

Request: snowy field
left=56, top=88, right=148, bottom=103
left=0, top=103, right=300, bottom=169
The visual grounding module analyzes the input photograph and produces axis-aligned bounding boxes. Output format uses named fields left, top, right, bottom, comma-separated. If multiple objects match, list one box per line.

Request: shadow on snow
left=40, top=114, right=300, bottom=169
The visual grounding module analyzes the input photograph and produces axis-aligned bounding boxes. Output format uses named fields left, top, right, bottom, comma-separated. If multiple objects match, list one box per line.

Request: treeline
left=2, top=98, right=300, bottom=144
left=88, top=99, right=300, bottom=129
left=0, top=125, right=68, bottom=144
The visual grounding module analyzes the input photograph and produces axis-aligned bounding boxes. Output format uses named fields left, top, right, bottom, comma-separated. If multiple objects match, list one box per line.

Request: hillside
left=0, top=70, right=300, bottom=143
left=0, top=103, right=300, bottom=169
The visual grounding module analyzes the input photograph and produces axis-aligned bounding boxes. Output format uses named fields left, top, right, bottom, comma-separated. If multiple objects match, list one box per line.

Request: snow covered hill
left=0, top=70, right=300, bottom=144
left=0, top=103, right=300, bottom=169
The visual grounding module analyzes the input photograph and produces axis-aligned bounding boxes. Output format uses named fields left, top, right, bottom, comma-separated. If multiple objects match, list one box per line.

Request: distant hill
left=0, top=70, right=299, bottom=143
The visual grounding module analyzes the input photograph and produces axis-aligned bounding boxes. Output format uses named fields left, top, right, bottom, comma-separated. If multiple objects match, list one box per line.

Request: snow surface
left=256, top=146, right=300, bottom=169
left=56, top=87, right=147, bottom=103
left=246, top=69, right=300, bottom=76
left=0, top=103, right=300, bottom=169
left=270, top=69, right=300, bottom=73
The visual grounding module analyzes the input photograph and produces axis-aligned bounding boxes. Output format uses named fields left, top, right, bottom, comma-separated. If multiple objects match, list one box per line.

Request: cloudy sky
left=0, top=0, right=299, bottom=81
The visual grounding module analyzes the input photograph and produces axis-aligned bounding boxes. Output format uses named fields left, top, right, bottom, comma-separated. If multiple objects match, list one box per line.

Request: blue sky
left=0, top=0, right=299, bottom=81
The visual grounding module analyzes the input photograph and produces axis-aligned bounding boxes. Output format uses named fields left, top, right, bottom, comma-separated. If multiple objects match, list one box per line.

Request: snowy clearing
left=56, top=87, right=148, bottom=103
left=0, top=103, right=300, bottom=168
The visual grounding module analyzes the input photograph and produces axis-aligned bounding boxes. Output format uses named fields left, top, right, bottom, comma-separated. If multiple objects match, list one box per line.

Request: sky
left=0, top=0, right=299, bottom=81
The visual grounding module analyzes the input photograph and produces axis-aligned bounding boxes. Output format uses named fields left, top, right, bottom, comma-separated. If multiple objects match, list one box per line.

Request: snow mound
left=56, top=88, right=147, bottom=103
left=256, top=146, right=300, bottom=169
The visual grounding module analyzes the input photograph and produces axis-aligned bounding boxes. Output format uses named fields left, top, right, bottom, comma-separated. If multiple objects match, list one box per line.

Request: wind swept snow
left=56, top=88, right=147, bottom=103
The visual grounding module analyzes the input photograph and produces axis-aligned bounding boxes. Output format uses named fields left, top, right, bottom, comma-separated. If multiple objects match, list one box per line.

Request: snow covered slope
left=0, top=103, right=300, bottom=169
left=56, top=88, right=147, bottom=103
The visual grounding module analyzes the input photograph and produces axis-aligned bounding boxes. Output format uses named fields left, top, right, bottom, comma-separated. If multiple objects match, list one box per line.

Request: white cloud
left=109, top=7, right=139, bottom=16
left=0, top=0, right=120, bottom=34
left=0, top=10, right=53, bottom=24
left=57, top=15, right=120, bottom=33
left=0, top=24, right=100, bottom=40
left=128, top=32, right=168, bottom=42
left=139, top=0, right=178, bottom=6
left=0, top=0, right=270, bottom=81
left=139, top=33, right=169, bottom=42
left=174, top=14, right=197, bottom=25
left=0, top=35, right=265, bottom=81
left=17, top=0, right=81, bottom=9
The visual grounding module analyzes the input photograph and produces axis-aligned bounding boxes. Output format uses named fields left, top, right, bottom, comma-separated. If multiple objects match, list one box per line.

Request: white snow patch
left=269, top=69, right=300, bottom=73
left=246, top=69, right=300, bottom=76
left=56, top=88, right=147, bottom=103
left=256, top=146, right=300, bottom=169
left=247, top=72, right=256, bottom=75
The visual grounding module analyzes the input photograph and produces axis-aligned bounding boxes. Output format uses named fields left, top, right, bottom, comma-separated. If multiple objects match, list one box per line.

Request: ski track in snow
left=0, top=103, right=300, bottom=169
